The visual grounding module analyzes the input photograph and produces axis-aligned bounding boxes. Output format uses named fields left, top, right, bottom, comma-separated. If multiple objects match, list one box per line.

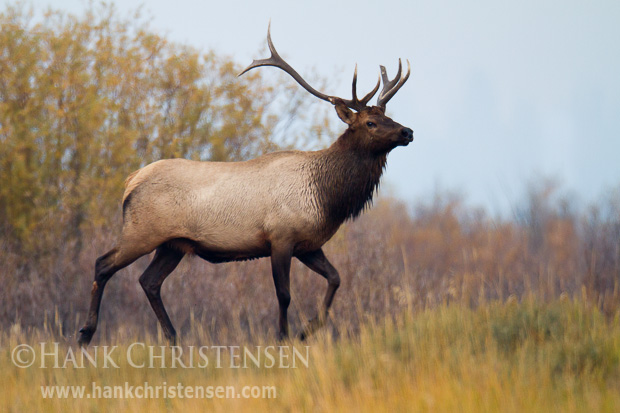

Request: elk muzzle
left=398, top=127, right=414, bottom=146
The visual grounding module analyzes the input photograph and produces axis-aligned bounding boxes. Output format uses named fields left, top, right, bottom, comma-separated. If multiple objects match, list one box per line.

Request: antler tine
left=380, top=59, right=402, bottom=94
left=377, top=59, right=411, bottom=108
left=239, top=23, right=335, bottom=104
left=340, top=65, right=381, bottom=111
left=351, top=64, right=358, bottom=105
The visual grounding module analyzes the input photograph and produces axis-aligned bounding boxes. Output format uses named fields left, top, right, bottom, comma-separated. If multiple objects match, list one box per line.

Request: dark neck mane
left=311, top=129, right=387, bottom=223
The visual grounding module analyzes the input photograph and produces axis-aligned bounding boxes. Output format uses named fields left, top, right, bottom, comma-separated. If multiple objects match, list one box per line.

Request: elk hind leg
left=78, top=246, right=143, bottom=346
left=139, top=245, right=184, bottom=344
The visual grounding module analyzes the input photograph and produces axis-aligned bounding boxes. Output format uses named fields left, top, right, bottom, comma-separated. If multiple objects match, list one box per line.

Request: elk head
left=239, top=24, right=413, bottom=154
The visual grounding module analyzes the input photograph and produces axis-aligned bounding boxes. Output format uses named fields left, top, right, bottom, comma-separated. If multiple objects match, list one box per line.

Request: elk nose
left=401, top=127, right=413, bottom=141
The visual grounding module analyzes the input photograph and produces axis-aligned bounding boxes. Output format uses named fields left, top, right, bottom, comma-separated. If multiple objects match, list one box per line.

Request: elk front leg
left=270, top=246, right=292, bottom=341
left=297, top=248, right=340, bottom=340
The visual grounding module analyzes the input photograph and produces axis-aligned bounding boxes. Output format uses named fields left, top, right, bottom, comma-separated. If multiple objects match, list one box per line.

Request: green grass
left=3, top=298, right=620, bottom=412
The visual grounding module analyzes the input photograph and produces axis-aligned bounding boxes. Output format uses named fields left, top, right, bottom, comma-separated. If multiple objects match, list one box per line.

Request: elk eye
left=366, top=122, right=376, bottom=128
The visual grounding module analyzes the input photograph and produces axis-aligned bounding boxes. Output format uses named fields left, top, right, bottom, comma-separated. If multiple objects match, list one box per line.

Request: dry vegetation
left=2, top=289, right=620, bottom=411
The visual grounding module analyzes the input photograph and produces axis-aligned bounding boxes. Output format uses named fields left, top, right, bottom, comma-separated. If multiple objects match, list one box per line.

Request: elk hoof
left=298, top=326, right=314, bottom=341
left=165, top=334, right=178, bottom=347
left=298, top=316, right=324, bottom=341
left=77, top=327, right=93, bottom=347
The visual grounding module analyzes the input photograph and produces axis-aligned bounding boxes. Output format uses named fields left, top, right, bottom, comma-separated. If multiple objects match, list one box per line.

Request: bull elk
left=77, top=25, right=413, bottom=346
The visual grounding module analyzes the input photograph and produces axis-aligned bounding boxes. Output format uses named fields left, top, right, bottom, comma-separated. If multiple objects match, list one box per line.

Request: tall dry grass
left=2, top=298, right=619, bottom=411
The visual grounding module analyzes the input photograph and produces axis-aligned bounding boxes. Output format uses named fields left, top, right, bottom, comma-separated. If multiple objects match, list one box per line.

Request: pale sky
left=23, top=0, right=620, bottom=215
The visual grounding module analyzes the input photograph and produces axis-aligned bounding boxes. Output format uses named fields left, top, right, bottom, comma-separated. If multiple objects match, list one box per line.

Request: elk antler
left=376, top=59, right=411, bottom=109
left=348, top=64, right=381, bottom=111
left=239, top=23, right=380, bottom=112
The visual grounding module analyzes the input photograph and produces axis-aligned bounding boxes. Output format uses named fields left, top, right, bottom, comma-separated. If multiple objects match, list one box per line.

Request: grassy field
left=3, top=298, right=619, bottom=412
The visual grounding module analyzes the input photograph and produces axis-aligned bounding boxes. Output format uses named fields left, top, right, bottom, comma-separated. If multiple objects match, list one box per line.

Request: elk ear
left=334, top=99, right=357, bottom=125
